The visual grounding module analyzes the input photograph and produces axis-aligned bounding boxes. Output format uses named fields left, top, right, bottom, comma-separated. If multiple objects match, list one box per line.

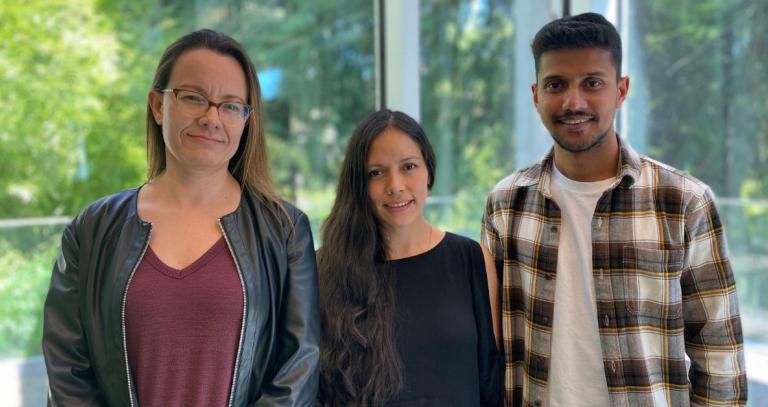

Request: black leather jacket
left=42, top=188, right=320, bottom=406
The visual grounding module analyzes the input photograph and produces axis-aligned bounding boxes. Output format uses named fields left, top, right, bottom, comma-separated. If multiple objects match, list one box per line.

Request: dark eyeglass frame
left=160, top=88, right=253, bottom=124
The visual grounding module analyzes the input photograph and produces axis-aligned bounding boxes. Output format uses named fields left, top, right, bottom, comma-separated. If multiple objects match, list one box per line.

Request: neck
left=553, top=132, right=620, bottom=182
left=382, top=218, right=433, bottom=260
left=149, top=164, right=240, bottom=208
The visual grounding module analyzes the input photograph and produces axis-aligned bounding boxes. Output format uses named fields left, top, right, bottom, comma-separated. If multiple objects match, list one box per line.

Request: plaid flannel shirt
left=481, top=138, right=747, bottom=406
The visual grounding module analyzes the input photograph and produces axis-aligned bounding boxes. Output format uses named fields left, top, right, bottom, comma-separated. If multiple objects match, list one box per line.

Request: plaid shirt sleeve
left=682, top=185, right=748, bottom=405
left=481, top=193, right=502, bottom=265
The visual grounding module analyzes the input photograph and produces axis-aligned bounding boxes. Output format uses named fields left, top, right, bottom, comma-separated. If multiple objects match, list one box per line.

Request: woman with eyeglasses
left=42, top=29, right=319, bottom=406
left=317, top=109, right=503, bottom=406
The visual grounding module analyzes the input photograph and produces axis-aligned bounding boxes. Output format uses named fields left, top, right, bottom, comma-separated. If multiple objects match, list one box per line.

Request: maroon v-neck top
left=125, top=237, right=244, bottom=406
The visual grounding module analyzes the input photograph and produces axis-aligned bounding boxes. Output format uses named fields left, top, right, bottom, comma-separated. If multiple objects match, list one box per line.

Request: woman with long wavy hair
left=318, top=109, right=502, bottom=406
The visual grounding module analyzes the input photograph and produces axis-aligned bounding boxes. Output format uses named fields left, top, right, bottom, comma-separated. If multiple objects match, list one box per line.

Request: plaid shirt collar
left=518, top=135, right=643, bottom=199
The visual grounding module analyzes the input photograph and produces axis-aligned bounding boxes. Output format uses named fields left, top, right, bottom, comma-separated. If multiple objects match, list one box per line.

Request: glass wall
left=1, top=0, right=766, bottom=404
left=421, top=0, right=768, bottom=404
left=0, top=0, right=374, bottom=404
left=623, top=1, right=768, bottom=403
left=419, top=0, right=561, bottom=237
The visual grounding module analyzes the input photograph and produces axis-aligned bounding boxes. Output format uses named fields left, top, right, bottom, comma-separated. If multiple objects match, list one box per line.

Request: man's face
left=533, top=47, right=629, bottom=154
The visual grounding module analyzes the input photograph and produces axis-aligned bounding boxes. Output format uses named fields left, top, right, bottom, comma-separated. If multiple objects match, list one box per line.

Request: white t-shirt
left=547, top=164, right=615, bottom=407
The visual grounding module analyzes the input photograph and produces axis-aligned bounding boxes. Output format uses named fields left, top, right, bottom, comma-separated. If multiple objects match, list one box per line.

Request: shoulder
left=490, top=162, right=541, bottom=192
left=486, top=160, right=546, bottom=207
left=240, top=190, right=313, bottom=242
left=634, top=154, right=715, bottom=206
left=241, top=190, right=306, bottom=222
left=442, top=232, right=481, bottom=251
left=437, top=233, right=489, bottom=285
left=71, top=188, right=140, bottom=230
left=280, top=199, right=309, bottom=224
left=78, top=188, right=139, bottom=218
left=439, top=232, right=484, bottom=263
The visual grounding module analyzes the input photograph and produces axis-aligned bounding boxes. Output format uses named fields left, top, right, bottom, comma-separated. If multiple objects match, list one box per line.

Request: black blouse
left=388, top=232, right=502, bottom=406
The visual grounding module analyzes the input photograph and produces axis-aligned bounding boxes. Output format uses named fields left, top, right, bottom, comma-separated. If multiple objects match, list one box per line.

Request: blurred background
left=1, top=0, right=766, bottom=405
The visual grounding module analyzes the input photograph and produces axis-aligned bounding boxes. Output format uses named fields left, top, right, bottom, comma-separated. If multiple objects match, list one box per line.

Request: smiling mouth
left=557, top=115, right=594, bottom=125
left=384, top=200, right=414, bottom=209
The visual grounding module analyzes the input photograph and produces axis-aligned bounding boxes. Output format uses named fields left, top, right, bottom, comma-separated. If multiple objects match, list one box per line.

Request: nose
left=562, top=88, right=588, bottom=112
left=198, top=105, right=222, bottom=129
left=385, top=172, right=405, bottom=196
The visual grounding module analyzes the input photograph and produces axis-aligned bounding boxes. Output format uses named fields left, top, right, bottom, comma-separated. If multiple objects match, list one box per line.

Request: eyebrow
left=541, top=71, right=609, bottom=82
left=367, top=156, right=423, bottom=168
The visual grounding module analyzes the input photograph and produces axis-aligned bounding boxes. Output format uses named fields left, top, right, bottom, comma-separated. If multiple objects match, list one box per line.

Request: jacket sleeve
left=42, top=219, right=106, bottom=406
left=682, top=187, right=748, bottom=405
left=255, top=210, right=320, bottom=406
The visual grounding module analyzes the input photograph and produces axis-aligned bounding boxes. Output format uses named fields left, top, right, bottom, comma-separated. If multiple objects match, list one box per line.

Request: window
left=1, top=0, right=765, bottom=404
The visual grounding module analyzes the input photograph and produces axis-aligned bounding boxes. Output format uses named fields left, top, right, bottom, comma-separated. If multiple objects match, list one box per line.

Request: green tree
left=178, top=0, right=376, bottom=202
left=2, top=0, right=107, bottom=216
left=420, top=0, right=517, bottom=235
left=635, top=0, right=768, bottom=199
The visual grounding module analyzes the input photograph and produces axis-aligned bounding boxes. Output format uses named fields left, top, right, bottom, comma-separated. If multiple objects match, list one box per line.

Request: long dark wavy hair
left=318, top=109, right=436, bottom=406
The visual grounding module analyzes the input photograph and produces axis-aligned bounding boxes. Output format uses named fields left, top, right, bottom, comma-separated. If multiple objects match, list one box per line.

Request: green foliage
left=635, top=0, right=768, bottom=198
left=0, top=0, right=136, bottom=217
left=2, top=0, right=768, bottom=357
left=194, top=1, right=377, bottom=200
left=0, top=227, right=62, bottom=357
left=420, top=0, right=517, bottom=227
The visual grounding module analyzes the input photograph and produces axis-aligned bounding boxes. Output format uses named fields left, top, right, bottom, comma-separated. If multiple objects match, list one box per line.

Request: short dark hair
left=531, top=12, right=622, bottom=78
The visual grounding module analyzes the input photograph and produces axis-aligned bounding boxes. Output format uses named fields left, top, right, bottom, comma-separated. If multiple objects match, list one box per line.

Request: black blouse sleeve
left=469, top=241, right=503, bottom=406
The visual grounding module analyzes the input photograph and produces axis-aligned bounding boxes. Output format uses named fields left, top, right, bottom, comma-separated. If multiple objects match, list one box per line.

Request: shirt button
left=597, top=218, right=603, bottom=227
left=598, top=268, right=604, bottom=280
left=550, top=225, right=558, bottom=233
left=603, top=314, right=610, bottom=327
left=534, top=400, right=542, bottom=407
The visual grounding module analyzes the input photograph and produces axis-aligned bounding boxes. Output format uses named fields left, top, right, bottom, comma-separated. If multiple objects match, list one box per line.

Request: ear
left=531, top=83, right=539, bottom=109
left=148, top=89, right=164, bottom=125
left=616, top=76, right=630, bottom=108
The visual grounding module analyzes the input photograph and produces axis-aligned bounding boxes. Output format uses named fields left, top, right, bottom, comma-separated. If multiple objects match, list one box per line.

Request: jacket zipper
left=121, top=227, right=152, bottom=407
left=220, top=219, right=247, bottom=407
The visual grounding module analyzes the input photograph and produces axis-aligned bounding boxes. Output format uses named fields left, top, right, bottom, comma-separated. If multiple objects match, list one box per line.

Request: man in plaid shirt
left=481, top=12, right=747, bottom=406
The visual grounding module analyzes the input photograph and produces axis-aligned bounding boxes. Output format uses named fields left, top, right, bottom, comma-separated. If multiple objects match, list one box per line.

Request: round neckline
left=387, top=231, right=449, bottom=263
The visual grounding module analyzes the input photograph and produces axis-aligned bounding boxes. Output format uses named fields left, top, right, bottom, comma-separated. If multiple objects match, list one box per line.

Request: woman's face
left=366, top=128, right=430, bottom=233
left=149, top=48, right=248, bottom=174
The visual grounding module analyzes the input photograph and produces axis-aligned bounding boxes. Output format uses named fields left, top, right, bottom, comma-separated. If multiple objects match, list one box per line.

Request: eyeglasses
left=161, top=88, right=253, bottom=126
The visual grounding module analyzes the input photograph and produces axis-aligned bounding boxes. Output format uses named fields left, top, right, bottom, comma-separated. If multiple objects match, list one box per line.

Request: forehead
left=537, top=47, right=616, bottom=80
left=367, top=128, right=423, bottom=164
left=168, top=48, right=248, bottom=98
